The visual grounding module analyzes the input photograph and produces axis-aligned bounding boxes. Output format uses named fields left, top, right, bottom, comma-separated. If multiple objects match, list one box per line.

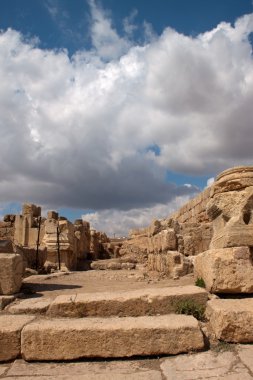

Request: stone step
left=206, top=298, right=253, bottom=343
left=0, top=315, right=35, bottom=362
left=46, top=285, right=208, bottom=318
left=21, top=314, right=204, bottom=361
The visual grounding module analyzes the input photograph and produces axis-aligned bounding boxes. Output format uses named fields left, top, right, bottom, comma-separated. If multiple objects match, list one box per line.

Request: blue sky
left=0, top=0, right=253, bottom=235
left=0, top=1, right=252, bottom=55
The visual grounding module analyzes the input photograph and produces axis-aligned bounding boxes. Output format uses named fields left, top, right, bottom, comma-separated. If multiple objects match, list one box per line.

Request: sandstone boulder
left=194, top=247, right=253, bottom=293
left=206, top=298, right=253, bottom=342
left=0, top=253, right=23, bottom=295
left=0, top=315, right=35, bottom=361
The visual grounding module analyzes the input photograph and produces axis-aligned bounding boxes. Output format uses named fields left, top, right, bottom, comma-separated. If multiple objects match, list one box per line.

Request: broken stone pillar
left=43, top=216, right=77, bottom=271
left=74, top=220, right=90, bottom=263
left=89, top=229, right=100, bottom=260
left=14, top=203, right=43, bottom=249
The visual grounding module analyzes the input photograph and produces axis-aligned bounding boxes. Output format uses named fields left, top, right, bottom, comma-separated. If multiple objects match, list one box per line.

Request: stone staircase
left=0, top=285, right=208, bottom=361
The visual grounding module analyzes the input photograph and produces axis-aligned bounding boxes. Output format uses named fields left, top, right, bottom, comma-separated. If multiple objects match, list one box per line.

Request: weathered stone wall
left=170, top=187, right=212, bottom=224
left=120, top=183, right=215, bottom=276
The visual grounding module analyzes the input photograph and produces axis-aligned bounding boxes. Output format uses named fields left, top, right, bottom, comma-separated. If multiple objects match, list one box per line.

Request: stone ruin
left=1, top=166, right=253, bottom=361
left=119, top=184, right=212, bottom=277
left=1, top=165, right=253, bottom=296
left=0, top=204, right=111, bottom=295
left=118, top=166, right=253, bottom=287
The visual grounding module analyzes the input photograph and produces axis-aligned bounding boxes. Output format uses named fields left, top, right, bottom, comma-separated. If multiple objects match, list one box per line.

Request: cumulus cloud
left=0, top=2, right=253, bottom=234
left=82, top=194, right=196, bottom=236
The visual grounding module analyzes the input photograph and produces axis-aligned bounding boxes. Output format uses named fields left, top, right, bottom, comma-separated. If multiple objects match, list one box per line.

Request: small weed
left=195, top=277, right=206, bottom=288
left=212, top=341, right=236, bottom=353
left=175, top=299, right=206, bottom=321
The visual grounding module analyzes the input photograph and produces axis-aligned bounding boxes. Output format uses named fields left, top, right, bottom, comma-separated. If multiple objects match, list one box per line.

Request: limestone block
left=0, top=253, right=23, bottom=295
left=0, top=315, right=34, bottom=361
left=21, top=314, right=204, bottom=360
left=148, top=251, right=193, bottom=277
left=194, top=247, right=253, bottom=293
left=8, top=298, right=52, bottom=315
left=206, top=299, right=253, bottom=342
left=161, top=229, right=177, bottom=251
left=47, top=285, right=208, bottom=318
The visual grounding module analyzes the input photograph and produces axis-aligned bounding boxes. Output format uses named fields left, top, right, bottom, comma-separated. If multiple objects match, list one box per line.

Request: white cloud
left=82, top=194, right=195, bottom=236
left=206, top=177, right=215, bottom=187
left=0, top=3, right=253, bottom=234
left=88, top=0, right=131, bottom=60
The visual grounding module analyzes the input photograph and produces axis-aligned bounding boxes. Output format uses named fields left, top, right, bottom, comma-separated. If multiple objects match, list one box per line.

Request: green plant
left=175, top=299, right=205, bottom=321
left=211, top=341, right=236, bottom=353
left=195, top=277, right=206, bottom=288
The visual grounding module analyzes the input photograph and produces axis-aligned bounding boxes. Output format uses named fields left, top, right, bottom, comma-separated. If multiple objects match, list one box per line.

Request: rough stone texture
left=43, top=218, right=77, bottom=271
left=47, top=285, right=208, bottom=318
left=0, top=315, right=35, bottom=362
left=120, top=210, right=213, bottom=276
left=161, top=350, right=253, bottom=380
left=237, top=344, right=253, bottom=374
left=206, top=299, right=253, bottom=342
left=0, top=253, right=23, bottom=295
left=74, top=220, right=90, bottom=265
left=211, top=166, right=253, bottom=196
left=207, top=167, right=253, bottom=250
left=0, top=366, right=8, bottom=376
left=147, top=251, right=193, bottom=277
left=207, top=187, right=253, bottom=249
left=0, top=295, right=15, bottom=310
left=177, top=223, right=213, bottom=256
left=14, top=204, right=44, bottom=249
left=194, top=247, right=253, bottom=293
left=170, top=186, right=212, bottom=224
left=7, top=360, right=162, bottom=380
left=148, top=229, right=177, bottom=252
left=7, top=298, right=52, bottom=315
left=21, top=314, right=204, bottom=360
left=90, top=258, right=136, bottom=271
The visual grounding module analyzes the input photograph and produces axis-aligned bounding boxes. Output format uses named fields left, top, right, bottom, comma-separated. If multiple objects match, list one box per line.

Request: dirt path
left=21, top=269, right=194, bottom=300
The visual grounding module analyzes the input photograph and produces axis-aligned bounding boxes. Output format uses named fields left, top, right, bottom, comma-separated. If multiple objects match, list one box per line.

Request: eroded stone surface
left=21, top=314, right=204, bottom=360
left=0, top=253, right=23, bottom=295
left=194, top=247, right=253, bottom=293
left=206, top=299, right=253, bottom=342
left=7, top=298, right=52, bottom=315
left=0, top=315, right=35, bottom=362
left=47, top=285, right=208, bottom=318
left=161, top=350, right=253, bottom=380
left=237, top=344, right=253, bottom=374
left=7, top=359, right=162, bottom=380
